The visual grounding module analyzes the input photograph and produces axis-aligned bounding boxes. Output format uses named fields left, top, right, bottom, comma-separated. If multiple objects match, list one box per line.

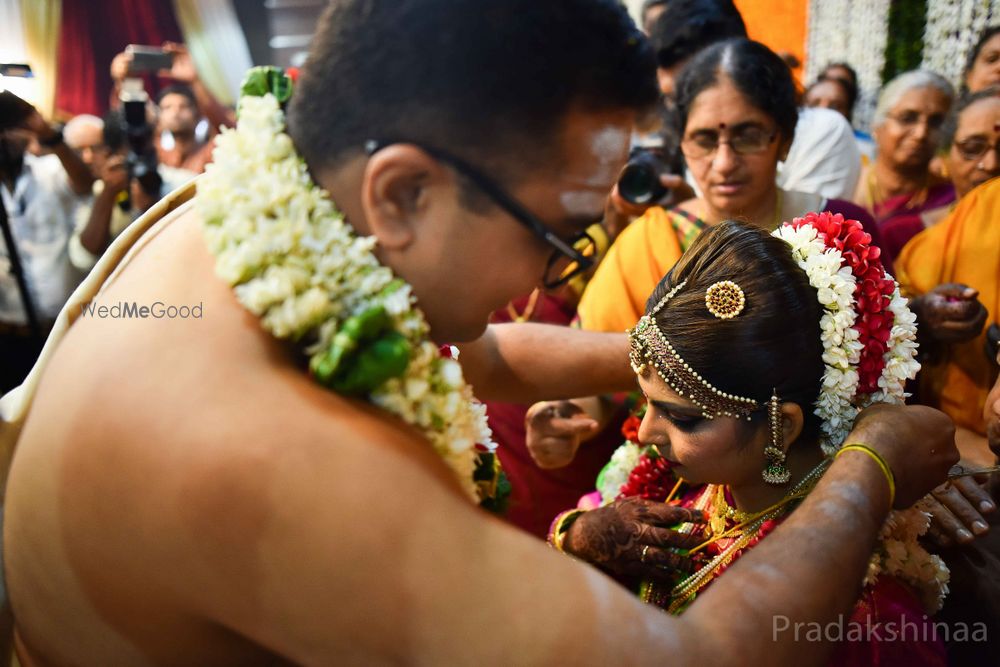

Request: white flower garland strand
left=772, top=223, right=865, bottom=453
left=196, top=93, right=494, bottom=502
left=864, top=288, right=920, bottom=407
left=805, top=0, right=891, bottom=132
left=923, top=0, right=1000, bottom=90
left=865, top=502, right=951, bottom=614
left=597, top=441, right=642, bottom=505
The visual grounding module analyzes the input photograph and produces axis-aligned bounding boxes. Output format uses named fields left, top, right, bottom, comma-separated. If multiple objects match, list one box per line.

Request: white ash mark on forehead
left=560, top=190, right=606, bottom=217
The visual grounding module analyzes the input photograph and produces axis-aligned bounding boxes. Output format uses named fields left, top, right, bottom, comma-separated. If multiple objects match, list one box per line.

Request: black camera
left=0, top=65, right=35, bottom=132
left=617, top=146, right=671, bottom=206
left=119, top=80, right=162, bottom=206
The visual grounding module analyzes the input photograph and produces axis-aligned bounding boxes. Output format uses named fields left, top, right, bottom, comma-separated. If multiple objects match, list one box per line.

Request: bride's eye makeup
left=648, top=398, right=704, bottom=432
left=664, top=412, right=703, bottom=432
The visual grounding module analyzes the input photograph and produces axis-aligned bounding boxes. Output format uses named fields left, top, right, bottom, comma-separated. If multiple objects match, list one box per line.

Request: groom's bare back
left=3, top=206, right=675, bottom=665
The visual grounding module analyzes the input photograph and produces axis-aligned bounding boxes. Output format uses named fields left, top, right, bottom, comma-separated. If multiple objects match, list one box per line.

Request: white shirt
left=777, top=106, right=862, bottom=201
left=0, top=154, right=87, bottom=324
left=69, top=165, right=195, bottom=272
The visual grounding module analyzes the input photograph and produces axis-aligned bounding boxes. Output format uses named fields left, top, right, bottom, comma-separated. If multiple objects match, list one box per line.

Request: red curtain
left=55, top=0, right=183, bottom=118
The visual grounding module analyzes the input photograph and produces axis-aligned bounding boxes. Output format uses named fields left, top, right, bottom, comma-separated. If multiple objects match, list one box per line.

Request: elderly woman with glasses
left=853, top=71, right=956, bottom=234
left=895, top=91, right=1000, bottom=459
left=879, top=87, right=1000, bottom=262
left=576, top=38, right=879, bottom=335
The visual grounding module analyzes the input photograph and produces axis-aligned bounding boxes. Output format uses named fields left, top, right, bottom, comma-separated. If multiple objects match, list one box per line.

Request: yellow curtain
left=18, top=0, right=60, bottom=118
left=172, top=0, right=252, bottom=106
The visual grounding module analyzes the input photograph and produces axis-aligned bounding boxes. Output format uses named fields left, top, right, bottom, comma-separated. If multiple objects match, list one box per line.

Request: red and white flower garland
left=774, top=213, right=945, bottom=613
left=773, top=211, right=920, bottom=455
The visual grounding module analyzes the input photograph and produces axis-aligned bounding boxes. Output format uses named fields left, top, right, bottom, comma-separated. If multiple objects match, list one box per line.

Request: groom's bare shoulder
left=7, top=203, right=479, bottom=662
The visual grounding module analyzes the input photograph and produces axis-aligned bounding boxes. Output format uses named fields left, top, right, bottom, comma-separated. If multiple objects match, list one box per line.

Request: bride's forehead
left=637, top=370, right=696, bottom=407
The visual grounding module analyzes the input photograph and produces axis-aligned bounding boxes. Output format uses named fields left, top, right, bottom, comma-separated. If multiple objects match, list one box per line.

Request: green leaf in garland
left=329, top=332, right=412, bottom=396
left=311, top=305, right=411, bottom=397
left=240, top=66, right=294, bottom=104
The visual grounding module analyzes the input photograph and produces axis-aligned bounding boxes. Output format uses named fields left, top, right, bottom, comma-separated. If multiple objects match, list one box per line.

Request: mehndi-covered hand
left=562, top=498, right=706, bottom=583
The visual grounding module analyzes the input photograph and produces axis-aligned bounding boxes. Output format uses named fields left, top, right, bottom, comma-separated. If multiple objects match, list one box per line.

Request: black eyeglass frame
left=365, top=139, right=596, bottom=289
left=680, top=127, right=779, bottom=159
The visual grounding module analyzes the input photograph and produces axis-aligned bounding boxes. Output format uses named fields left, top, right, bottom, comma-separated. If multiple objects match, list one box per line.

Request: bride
left=537, top=216, right=952, bottom=664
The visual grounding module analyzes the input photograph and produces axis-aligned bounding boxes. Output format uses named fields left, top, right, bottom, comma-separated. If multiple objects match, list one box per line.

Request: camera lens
left=617, top=151, right=668, bottom=206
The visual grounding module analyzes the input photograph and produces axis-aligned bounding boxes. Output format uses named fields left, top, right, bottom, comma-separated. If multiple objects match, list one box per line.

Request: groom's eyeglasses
left=365, top=140, right=597, bottom=289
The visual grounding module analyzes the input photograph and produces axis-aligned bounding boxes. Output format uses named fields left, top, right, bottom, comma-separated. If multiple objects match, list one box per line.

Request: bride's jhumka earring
left=763, top=389, right=791, bottom=485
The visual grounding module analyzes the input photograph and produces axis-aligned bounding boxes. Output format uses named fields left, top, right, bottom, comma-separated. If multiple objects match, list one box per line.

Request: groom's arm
left=206, top=403, right=956, bottom=666
left=458, top=323, right=634, bottom=402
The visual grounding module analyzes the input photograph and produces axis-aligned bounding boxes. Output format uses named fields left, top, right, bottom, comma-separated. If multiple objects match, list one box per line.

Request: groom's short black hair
left=288, top=0, right=658, bottom=184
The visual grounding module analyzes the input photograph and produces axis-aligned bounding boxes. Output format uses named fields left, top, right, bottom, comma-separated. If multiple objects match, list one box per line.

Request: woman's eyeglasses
left=681, top=126, right=778, bottom=159
left=954, top=136, right=1000, bottom=162
left=887, top=110, right=946, bottom=133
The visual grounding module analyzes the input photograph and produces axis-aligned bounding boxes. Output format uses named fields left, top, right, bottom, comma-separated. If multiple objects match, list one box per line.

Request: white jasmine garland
left=864, top=287, right=921, bottom=406
left=196, top=93, right=495, bottom=502
left=923, top=0, right=1000, bottom=89
left=805, top=0, right=891, bottom=132
left=597, top=441, right=643, bottom=505
left=864, top=504, right=951, bottom=614
left=772, top=224, right=863, bottom=453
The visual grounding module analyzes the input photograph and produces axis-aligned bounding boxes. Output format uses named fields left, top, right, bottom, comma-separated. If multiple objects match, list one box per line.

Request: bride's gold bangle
left=547, top=509, right=585, bottom=554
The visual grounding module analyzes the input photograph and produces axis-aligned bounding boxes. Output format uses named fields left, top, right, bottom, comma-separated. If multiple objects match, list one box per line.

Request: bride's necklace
left=708, top=459, right=828, bottom=538
left=195, top=69, right=502, bottom=506
left=639, top=459, right=831, bottom=613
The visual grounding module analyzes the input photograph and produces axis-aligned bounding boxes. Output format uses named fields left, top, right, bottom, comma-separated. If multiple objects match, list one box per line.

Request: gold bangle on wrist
left=547, top=509, right=586, bottom=554
left=836, top=443, right=896, bottom=507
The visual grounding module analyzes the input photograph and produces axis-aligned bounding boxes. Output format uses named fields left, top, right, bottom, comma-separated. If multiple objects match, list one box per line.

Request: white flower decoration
left=196, top=92, right=495, bottom=503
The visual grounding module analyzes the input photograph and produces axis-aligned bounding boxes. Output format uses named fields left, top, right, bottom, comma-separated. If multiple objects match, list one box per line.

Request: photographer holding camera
left=110, top=42, right=233, bottom=174
left=0, top=93, right=93, bottom=390
left=69, top=106, right=194, bottom=273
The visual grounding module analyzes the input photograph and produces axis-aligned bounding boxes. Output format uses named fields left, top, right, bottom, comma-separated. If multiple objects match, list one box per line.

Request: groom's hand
left=848, top=404, right=958, bottom=509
